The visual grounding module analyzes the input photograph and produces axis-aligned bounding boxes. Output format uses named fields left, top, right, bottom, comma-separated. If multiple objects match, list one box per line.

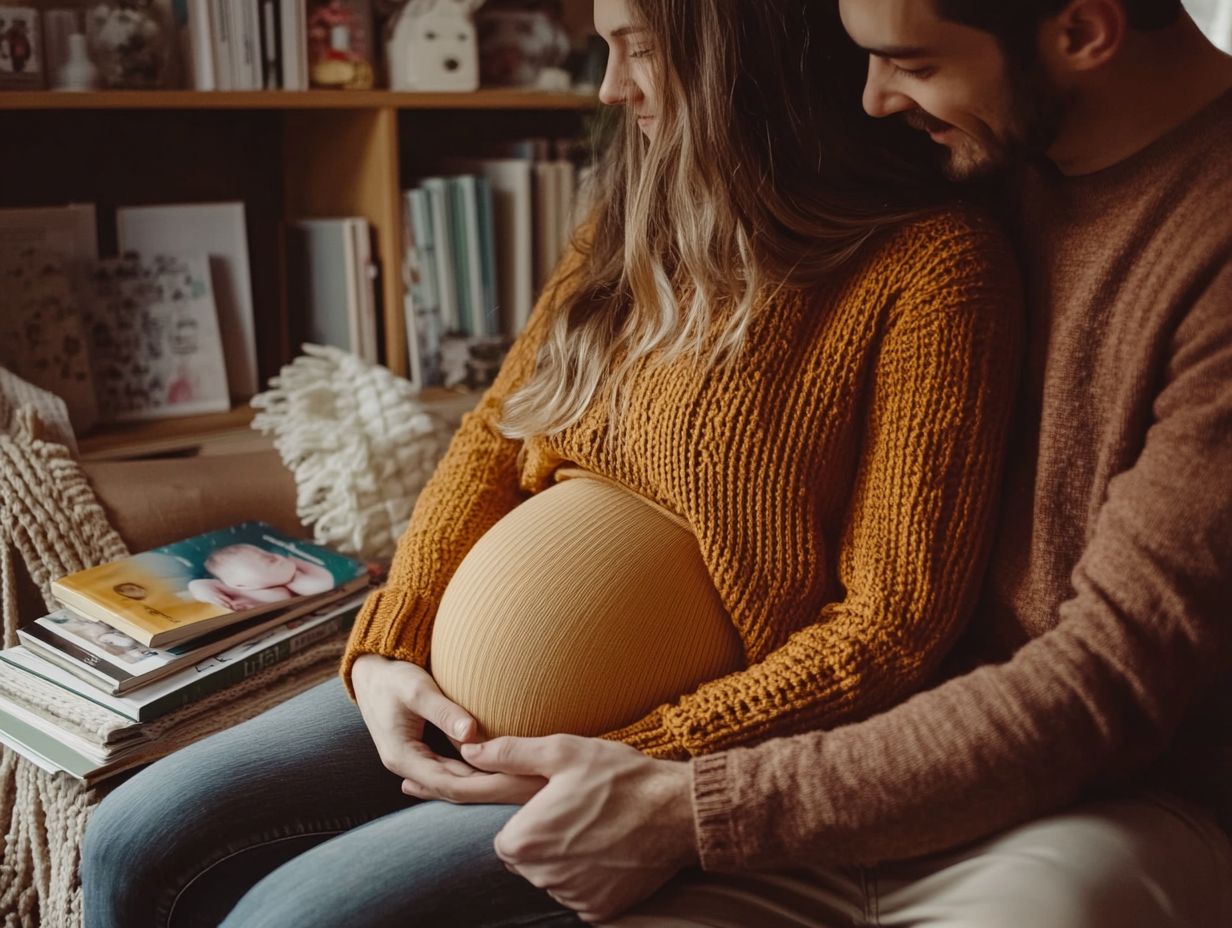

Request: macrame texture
left=251, top=344, right=453, bottom=562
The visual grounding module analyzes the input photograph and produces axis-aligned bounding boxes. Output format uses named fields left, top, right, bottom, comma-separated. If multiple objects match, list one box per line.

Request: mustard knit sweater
left=342, top=208, right=1022, bottom=760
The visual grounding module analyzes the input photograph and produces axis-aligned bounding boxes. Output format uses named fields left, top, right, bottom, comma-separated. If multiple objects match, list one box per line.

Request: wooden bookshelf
left=2, top=77, right=595, bottom=459
left=0, top=89, right=598, bottom=111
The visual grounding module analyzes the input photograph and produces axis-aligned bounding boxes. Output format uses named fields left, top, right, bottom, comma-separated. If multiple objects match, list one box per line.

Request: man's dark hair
left=935, top=0, right=1184, bottom=45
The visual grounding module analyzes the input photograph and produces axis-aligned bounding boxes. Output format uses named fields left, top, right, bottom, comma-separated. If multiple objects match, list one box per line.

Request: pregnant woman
left=83, top=0, right=1021, bottom=925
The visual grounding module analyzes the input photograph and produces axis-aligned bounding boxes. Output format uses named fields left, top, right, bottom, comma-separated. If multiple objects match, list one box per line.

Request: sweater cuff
left=602, top=707, right=688, bottom=759
left=692, top=752, right=743, bottom=871
left=339, top=586, right=435, bottom=698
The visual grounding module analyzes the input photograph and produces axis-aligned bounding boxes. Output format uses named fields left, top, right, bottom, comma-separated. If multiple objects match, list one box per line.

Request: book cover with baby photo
left=51, top=523, right=368, bottom=648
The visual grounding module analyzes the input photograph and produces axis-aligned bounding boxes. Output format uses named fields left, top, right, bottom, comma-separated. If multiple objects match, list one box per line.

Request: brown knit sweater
left=691, top=90, right=1232, bottom=870
left=342, top=209, right=1021, bottom=758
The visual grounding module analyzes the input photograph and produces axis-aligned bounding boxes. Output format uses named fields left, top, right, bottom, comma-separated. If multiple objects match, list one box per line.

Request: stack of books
left=0, top=522, right=371, bottom=784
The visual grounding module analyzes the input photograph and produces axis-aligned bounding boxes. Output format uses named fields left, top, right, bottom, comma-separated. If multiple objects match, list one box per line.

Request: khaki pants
left=608, top=793, right=1232, bottom=928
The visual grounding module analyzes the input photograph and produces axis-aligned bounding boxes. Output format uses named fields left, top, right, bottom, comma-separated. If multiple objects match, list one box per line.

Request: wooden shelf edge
left=76, top=390, right=479, bottom=461
left=0, top=89, right=598, bottom=112
left=78, top=406, right=257, bottom=459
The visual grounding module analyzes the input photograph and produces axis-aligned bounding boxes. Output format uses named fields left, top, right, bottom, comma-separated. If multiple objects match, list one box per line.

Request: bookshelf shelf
left=0, top=89, right=598, bottom=112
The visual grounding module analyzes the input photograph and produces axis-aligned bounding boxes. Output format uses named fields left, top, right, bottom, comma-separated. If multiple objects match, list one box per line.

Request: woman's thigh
left=221, top=801, right=586, bottom=928
left=82, top=676, right=412, bottom=928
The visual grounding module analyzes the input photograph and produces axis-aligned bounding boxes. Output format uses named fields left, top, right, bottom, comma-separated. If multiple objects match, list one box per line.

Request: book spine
left=210, top=0, right=235, bottom=91
left=243, top=0, right=264, bottom=90
left=260, top=0, right=280, bottom=89
left=279, top=0, right=304, bottom=90
left=139, top=610, right=356, bottom=722
left=188, top=0, right=217, bottom=90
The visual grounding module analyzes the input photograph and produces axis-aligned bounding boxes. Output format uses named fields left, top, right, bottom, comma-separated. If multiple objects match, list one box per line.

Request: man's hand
left=461, top=734, right=698, bottom=924
left=351, top=655, right=540, bottom=803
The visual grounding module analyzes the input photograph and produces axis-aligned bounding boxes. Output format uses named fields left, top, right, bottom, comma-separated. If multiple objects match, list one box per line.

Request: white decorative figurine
left=387, top=0, right=483, bottom=92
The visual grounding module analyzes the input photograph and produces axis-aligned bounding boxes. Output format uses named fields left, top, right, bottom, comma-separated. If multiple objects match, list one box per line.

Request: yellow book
left=52, top=522, right=368, bottom=648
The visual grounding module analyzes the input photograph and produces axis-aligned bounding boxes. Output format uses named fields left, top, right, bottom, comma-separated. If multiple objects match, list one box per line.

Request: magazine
left=51, top=522, right=368, bottom=648
left=2, top=592, right=364, bottom=724
left=19, top=586, right=358, bottom=696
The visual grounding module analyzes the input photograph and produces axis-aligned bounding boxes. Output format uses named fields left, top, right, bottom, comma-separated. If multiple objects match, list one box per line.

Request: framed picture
left=0, top=5, right=45, bottom=89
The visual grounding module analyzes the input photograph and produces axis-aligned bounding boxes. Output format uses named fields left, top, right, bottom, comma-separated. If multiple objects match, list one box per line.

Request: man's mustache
left=903, top=110, right=954, bottom=134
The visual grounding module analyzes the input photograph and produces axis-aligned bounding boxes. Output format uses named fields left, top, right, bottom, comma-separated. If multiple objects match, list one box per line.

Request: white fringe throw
left=251, top=345, right=453, bottom=562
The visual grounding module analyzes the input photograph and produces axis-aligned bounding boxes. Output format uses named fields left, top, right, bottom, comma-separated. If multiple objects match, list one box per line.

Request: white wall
left=1185, top=0, right=1232, bottom=51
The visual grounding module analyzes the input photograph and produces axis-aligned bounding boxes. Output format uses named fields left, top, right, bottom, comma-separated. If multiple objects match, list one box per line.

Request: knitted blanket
left=0, top=402, right=345, bottom=928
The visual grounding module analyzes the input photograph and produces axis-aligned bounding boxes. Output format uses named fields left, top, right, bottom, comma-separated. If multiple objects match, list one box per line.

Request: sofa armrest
left=83, top=450, right=301, bottom=550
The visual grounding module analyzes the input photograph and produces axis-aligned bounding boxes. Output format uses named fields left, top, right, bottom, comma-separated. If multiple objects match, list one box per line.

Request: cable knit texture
left=342, top=208, right=1022, bottom=759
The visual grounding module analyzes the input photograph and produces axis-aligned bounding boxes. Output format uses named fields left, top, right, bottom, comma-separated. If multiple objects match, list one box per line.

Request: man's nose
left=863, top=60, right=915, bottom=118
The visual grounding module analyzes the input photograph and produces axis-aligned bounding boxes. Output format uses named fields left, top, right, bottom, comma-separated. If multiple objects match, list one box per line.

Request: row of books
left=404, top=147, right=584, bottom=390
left=0, top=522, right=371, bottom=784
left=186, top=0, right=316, bottom=91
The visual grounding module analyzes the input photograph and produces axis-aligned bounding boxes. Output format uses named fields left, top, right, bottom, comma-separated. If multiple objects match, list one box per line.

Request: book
left=349, top=217, right=380, bottom=364
left=209, top=0, right=234, bottom=90
left=451, top=158, right=535, bottom=335
left=0, top=703, right=130, bottom=785
left=475, top=176, right=500, bottom=338
left=260, top=0, right=280, bottom=89
left=237, top=0, right=262, bottom=89
left=51, top=522, right=367, bottom=648
left=290, top=217, right=377, bottom=361
left=420, top=178, right=460, bottom=333
left=79, top=253, right=231, bottom=423
left=3, top=593, right=364, bottom=723
left=19, top=587, right=354, bottom=696
left=403, top=187, right=444, bottom=390
left=446, top=176, right=480, bottom=337
left=187, top=0, right=216, bottom=90
left=116, top=201, right=259, bottom=400
left=279, top=0, right=307, bottom=90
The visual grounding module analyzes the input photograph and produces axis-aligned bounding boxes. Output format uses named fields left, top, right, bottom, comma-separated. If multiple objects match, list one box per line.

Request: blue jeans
left=81, top=677, right=584, bottom=928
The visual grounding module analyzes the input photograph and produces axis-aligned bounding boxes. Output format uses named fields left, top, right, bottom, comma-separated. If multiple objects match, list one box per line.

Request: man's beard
left=908, top=58, right=1067, bottom=182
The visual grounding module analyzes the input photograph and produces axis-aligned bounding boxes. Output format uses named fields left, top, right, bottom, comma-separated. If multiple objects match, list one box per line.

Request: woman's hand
left=351, top=654, right=545, bottom=804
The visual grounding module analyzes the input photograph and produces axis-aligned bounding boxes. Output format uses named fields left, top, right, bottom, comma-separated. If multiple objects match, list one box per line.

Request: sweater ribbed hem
left=339, top=586, right=435, bottom=698
left=692, top=752, right=742, bottom=871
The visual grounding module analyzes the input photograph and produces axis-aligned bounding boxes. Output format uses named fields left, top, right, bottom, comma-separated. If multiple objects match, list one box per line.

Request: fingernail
left=460, top=742, right=479, bottom=757
left=454, top=719, right=471, bottom=738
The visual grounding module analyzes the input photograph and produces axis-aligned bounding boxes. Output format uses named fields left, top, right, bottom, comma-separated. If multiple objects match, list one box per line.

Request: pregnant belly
left=430, top=473, right=745, bottom=739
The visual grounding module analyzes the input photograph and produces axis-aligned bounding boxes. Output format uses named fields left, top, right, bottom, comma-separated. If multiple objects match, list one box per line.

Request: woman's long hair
left=500, top=0, right=947, bottom=439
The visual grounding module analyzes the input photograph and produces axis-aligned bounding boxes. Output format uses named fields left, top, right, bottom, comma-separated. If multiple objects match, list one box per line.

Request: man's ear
left=1038, top=0, right=1127, bottom=74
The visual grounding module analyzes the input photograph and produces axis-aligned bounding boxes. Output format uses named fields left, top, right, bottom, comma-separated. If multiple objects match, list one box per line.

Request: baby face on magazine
left=187, top=544, right=336, bottom=611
